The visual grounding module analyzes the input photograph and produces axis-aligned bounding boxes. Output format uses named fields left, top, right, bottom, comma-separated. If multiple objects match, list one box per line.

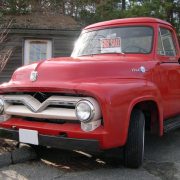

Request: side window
left=158, top=28, right=177, bottom=56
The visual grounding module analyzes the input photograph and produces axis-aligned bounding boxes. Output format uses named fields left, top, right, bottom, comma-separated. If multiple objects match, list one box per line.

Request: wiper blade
left=79, top=52, right=125, bottom=57
left=101, top=52, right=125, bottom=55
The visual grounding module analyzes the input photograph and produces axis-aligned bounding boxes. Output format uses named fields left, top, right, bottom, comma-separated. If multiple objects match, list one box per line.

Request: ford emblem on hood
left=30, top=71, right=38, bottom=82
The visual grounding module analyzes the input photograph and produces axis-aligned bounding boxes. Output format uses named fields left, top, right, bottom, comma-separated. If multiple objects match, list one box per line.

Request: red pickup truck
left=0, top=17, right=179, bottom=168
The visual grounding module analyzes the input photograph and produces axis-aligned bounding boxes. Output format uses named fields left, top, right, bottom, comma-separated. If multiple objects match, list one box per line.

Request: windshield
left=71, top=26, right=153, bottom=57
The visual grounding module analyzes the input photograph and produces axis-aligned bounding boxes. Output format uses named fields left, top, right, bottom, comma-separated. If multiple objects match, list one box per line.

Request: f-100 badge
left=132, top=66, right=146, bottom=73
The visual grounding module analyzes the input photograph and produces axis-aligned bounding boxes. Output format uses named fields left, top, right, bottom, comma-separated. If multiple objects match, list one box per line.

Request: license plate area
left=19, top=129, right=39, bottom=145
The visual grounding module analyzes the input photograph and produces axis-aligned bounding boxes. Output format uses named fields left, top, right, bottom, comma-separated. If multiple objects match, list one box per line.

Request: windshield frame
left=71, top=25, right=154, bottom=57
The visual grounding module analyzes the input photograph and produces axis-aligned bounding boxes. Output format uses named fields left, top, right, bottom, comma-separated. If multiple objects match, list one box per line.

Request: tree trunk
left=122, top=0, right=126, bottom=10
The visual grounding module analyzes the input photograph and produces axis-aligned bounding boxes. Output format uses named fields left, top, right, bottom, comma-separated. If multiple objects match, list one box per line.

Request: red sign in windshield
left=100, top=37, right=122, bottom=53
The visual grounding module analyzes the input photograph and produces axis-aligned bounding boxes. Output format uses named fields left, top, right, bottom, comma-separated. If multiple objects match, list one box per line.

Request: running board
left=164, top=115, right=180, bottom=133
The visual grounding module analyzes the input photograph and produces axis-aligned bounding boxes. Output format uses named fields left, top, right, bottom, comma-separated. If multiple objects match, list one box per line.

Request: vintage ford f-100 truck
left=0, top=17, right=179, bottom=168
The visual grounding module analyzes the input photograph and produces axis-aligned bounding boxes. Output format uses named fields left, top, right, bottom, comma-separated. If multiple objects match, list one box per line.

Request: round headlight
left=0, top=99, right=4, bottom=114
left=75, top=100, right=94, bottom=122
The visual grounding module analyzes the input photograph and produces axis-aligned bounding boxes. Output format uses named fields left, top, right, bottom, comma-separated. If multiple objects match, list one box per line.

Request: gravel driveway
left=1, top=129, right=180, bottom=180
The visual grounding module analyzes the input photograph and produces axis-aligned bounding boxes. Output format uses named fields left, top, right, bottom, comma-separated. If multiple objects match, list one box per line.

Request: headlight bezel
left=75, top=100, right=95, bottom=122
left=0, top=99, right=4, bottom=114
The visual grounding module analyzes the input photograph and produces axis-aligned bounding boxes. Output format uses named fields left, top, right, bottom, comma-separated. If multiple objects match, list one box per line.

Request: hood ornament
left=30, top=71, right=38, bottom=82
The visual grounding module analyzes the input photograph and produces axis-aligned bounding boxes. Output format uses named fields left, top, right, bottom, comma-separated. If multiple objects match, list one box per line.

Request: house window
left=24, top=39, right=52, bottom=65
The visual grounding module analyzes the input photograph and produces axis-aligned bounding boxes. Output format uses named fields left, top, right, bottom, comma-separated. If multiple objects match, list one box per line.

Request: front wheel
left=124, top=109, right=145, bottom=168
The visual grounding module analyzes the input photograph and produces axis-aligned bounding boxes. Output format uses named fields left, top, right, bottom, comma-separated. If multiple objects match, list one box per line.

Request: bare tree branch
left=0, top=19, right=14, bottom=72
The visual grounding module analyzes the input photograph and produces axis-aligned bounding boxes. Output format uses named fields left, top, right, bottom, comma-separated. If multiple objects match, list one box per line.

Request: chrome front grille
left=1, top=94, right=85, bottom=120
left=0, top=93, right=103, bottom=131
left=4, top=95, right=81, bottom=113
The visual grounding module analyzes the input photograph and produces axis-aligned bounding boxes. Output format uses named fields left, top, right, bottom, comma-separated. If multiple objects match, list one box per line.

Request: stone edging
left=0, top=145, right=37, bottom=168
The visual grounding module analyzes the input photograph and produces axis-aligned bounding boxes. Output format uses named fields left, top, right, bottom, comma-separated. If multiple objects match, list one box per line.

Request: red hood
left=0, top=55, right=157, bottom=92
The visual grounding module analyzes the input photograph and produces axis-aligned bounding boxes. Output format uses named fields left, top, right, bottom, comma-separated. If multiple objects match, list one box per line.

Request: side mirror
left=178, top=57, right=180, bottom=64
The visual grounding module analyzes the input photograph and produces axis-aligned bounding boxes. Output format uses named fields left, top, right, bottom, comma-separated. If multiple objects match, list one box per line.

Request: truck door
left=156, top=26, right=180, bottom=118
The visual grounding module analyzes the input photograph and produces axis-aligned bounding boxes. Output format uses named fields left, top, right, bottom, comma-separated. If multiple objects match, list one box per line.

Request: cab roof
left=84, top=17, right=172, bottom=30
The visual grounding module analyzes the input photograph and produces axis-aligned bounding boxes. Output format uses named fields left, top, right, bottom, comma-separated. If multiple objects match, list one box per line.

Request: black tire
left=124, top=109, right=145, bottom=168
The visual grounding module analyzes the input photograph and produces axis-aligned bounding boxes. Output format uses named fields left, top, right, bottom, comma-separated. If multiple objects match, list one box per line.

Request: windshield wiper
left=100, top=52, right=125, bottom=55
left=79, top=52, right=125, bottom=57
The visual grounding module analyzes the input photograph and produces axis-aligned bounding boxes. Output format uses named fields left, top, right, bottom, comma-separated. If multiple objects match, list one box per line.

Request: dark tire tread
left=124, top=109, right=145, bottom=168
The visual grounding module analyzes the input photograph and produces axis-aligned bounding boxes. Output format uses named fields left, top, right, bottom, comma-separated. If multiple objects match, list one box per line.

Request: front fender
left=77, top=79, right=163, bottom=149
